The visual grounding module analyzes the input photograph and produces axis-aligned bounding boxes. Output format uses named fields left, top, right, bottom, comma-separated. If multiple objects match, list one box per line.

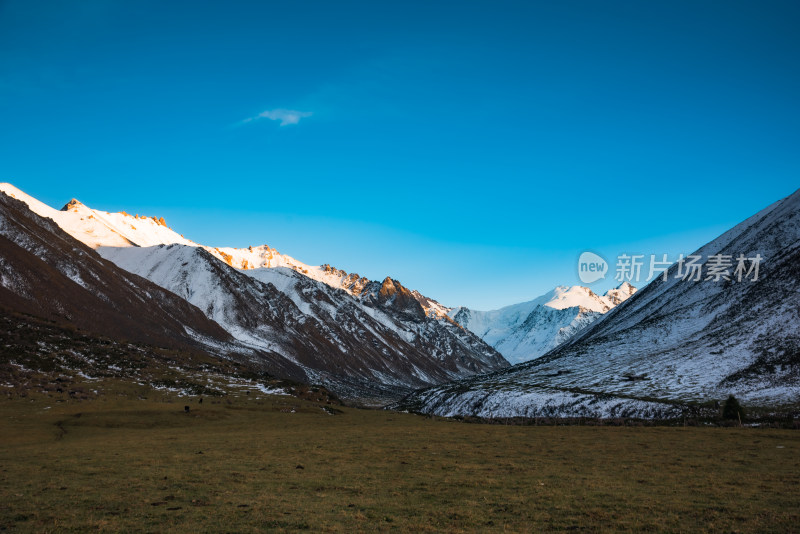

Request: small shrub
left=722, top=395, right=745, bottom=421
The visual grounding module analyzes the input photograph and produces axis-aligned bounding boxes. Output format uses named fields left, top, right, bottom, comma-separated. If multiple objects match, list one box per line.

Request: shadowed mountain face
left=397, top=189, right=800, bottom=418
left=0, top=192, right=308, bottom=382
left=0, top=192, right=229, bottom=349
left=0, top=185, right=509, bottom=401
left=99, top=245, right=507, bottom=401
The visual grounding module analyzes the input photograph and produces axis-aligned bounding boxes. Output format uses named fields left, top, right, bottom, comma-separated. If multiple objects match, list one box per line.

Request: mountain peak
left=60, top=198, right=86, bottom=212
left=378, top=277, right=398, bottom=297
left=545, top=285, right=605, bottom=312
left=604, top=282, right=638, bottom=306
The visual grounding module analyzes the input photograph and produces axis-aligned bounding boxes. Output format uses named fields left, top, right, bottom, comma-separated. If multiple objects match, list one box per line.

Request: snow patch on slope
left=0, top=183, right=195, bottom=249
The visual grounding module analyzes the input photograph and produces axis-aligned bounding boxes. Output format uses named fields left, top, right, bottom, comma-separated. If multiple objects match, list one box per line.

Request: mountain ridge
left=0, top=183, right=508, bottom=402
left=0, top=189, right=311, bottom=383
left=0, top=183, right=455, bottom=318
left=396, top=187, right=800, bottom=417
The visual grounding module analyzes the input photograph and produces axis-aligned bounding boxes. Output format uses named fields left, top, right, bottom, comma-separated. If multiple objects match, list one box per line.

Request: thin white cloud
left=242, top=108, right=312, bottom=126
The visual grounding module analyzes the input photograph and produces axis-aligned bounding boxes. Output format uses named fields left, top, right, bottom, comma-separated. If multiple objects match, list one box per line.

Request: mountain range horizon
left=0, top=182, right=637, bottom=313
left=1, top=181, right=797, bottom=412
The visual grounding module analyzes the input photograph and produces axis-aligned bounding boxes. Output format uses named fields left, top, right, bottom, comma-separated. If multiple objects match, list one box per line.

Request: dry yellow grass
left=0, top=392, right=798, bottom=532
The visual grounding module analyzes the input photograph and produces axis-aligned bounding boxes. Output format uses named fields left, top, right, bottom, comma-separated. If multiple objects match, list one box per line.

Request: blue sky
left=1, top=1, right=798, bottom=309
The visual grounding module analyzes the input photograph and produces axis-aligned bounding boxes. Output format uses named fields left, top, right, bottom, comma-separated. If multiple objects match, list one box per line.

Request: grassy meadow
left=0, top=390, right=798, bottom=533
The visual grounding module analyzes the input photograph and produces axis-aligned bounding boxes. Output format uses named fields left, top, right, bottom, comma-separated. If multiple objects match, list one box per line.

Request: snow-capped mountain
left=0, top=192, right=216, bottom=346
left=0, top=184, right=507, bottom=400
left=449, top=283, right=636, bottom=364
left=397, top=188, right=800, bottom=418
left=0, top=190, right=308, bottom=381
left=0, top=183, right=451, bottom=319
left=604, top=282, right=638, bottom=306
left=99, top=244, right=505, bottom=397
